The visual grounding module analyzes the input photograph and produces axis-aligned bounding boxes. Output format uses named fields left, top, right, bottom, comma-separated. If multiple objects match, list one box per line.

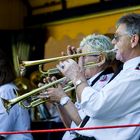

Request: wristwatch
left=60, top=96, right=70, bottom=106
left=75, top=79, right=82, bottom=88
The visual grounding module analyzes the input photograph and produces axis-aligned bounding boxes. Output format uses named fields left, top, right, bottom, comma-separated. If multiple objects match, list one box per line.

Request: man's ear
left=97, top=54, right=106, bottom=67
left=131, top=34, right=139, bottom=48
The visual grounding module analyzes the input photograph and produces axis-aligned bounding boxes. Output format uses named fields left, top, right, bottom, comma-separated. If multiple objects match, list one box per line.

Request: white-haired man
left=39, top=34, right=120, bottom=140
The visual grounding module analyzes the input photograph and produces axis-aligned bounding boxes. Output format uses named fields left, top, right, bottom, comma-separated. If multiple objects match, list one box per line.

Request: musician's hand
left=57, top=59, right=86, bottom=84
left=67, top=45, right=77, bottom=55
left=39, top=84, right=67, bottom=104
left=61, top=45, right=77, bottom=57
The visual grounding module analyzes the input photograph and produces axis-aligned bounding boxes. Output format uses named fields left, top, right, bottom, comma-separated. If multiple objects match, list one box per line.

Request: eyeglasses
left=113, top=33, right=131, bottom=42
left=88, top=54, right=99, bottom=57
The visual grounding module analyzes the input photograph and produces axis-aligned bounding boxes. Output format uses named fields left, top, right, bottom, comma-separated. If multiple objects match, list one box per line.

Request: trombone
left=1, top=48, right=116, bottom=111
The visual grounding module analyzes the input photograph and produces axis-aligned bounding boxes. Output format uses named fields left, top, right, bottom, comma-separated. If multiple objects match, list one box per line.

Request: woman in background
left=0, top=49, right=33, bottom=140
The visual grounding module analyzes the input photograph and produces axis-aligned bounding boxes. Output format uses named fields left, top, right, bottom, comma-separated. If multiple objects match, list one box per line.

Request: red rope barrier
left=0, top=124, right=140, bottom=135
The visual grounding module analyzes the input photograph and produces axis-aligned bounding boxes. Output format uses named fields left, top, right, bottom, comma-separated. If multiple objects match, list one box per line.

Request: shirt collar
left=123, top=56, right=140, bottom=70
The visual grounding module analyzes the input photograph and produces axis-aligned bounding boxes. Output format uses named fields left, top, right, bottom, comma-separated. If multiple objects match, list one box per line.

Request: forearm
left=74, top=81, right=88, bottom=102
left=56, top=104, right=72, bottom=128
left=62, top=99, right=82, bottom=126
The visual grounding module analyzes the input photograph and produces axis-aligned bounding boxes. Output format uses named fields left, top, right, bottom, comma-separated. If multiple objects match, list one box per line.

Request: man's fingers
left=71, top=46, right=77, bottom=54
left=38, top=91, right=50, bottom=99
left=67, top=45, right=77, bottom=55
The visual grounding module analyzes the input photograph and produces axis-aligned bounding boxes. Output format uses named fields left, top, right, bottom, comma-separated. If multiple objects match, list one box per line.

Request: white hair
left=80, top=34, right=115, bottom=62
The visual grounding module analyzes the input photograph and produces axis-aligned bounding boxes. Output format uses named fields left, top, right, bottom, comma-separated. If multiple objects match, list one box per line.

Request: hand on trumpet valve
left=57, top=59, right=85, bottom=83
left=37, top=76, right=53, bottom=95
left=42, top=76, right=61, bottom=88
left=37, top=76, right=65, bottom=102
left=38, top=91, right=50, bottom=99
left=38, top=84, right=67, bottom=104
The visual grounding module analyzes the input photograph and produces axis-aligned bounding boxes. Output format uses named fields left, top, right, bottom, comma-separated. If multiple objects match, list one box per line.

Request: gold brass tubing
left=21, top=48, right=116, bottom=76
left=21, top=49, right=116, bottom=67
left=19, top=98, right=47, bottom=109
left=21, top=52, right=100, bottom=67
left=2, top=49, right=116, bottom=110
left=38, top=53, right=106, bottom=76
left=64, top=86, right=75, bottom=93
left=85, top=54, right=106, bottom=68
left=1, top=77, right=67, bottom=111
left=39, top=65, right=60, bottom=76
left=19, top=55, right=105, bottom=109
left=20, top=84, right=75, bottom=109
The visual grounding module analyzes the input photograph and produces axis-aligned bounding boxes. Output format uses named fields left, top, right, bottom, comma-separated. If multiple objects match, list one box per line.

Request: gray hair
left=117, top=13, right=140, bottom=38
left=80, top=34, right=115, bottom=62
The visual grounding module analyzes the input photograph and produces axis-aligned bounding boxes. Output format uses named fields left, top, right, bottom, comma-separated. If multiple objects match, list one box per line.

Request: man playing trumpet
left=39, top=34, right=119, bottom=140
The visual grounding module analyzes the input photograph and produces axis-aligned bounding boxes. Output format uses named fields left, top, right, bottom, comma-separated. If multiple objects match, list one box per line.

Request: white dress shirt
left=62, top=71, right=114, bottom=140
left=0, top=83, right=33, bottom=140
left=77, top=57, right=140, bottom=140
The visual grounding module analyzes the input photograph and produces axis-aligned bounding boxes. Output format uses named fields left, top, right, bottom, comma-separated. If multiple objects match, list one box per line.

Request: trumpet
left=1, top=56, right=105, bottom=111
left=1, top=48, right=116, bottom=111
left=19, top=49, right=116, bottom=75
left=20, top=82, right=74, bottom=109
left=1, top=77, right=69, bottom=111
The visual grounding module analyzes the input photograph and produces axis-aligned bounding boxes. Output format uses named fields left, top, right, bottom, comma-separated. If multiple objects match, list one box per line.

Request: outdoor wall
left=44, top=6, right=140, bottom=69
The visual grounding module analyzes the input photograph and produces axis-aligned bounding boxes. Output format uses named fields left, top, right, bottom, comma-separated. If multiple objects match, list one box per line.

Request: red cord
left=0, top=124, right=140, bottom=135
